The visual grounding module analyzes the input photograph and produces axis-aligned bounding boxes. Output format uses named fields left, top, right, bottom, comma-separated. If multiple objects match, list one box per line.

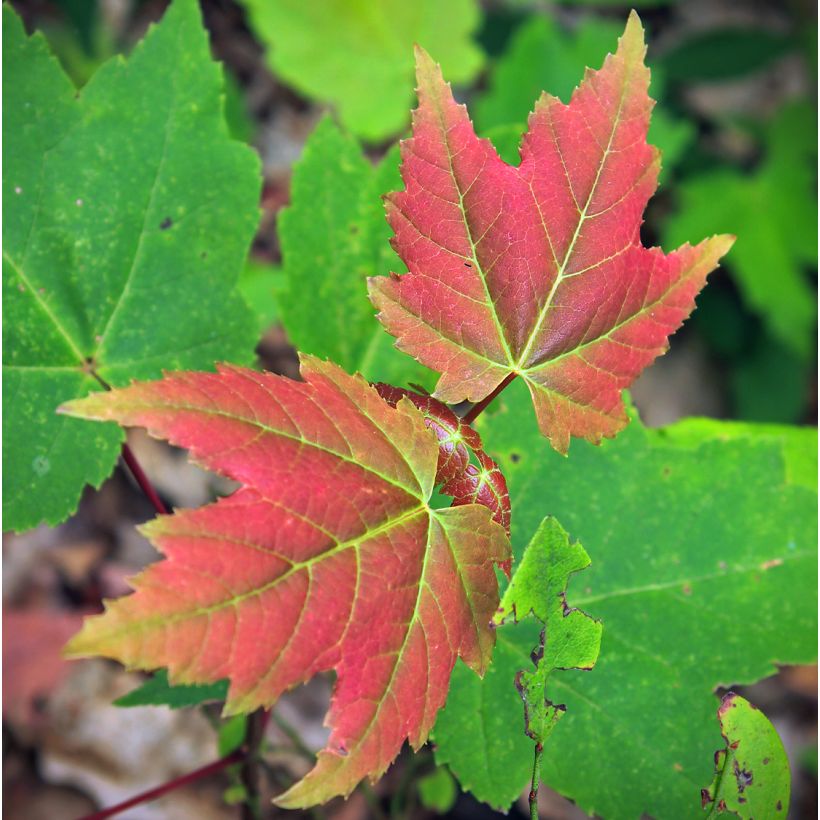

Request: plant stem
left=121, top=442, right=168, bottom=516
left=461, top=373, right=517, bottom=425
left=271, top=710, right=316, bottom=763
left=360, top=780, right=388, bottom=820
left=239, top=709, right=270, bottom=820
left=529, top=741, right=543, bottom=820
left=77, top=748, right=245, bottom=820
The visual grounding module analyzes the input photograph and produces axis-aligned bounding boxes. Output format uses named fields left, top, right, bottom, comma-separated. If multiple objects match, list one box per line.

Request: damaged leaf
left=369, top=13, right=733, bottom=452
left=495, top=517, right=602, bottom=745
left=702, top=693, right=790, bottom=818
left=433, top=379, right=816, bottom=817
left=60, top=356, right=510, bottom=808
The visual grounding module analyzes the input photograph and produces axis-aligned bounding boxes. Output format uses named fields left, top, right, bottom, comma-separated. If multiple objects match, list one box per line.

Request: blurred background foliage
left=5, top=0, right=817, bottom=816
left=15, top=0, right=814, bottom=427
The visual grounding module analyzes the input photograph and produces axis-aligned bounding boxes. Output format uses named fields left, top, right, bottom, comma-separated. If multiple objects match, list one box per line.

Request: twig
left=121, top=443, right=168, bottom=516
left=77, top=749, right=245, bottom=820
left=529, top=741, right=544, bottom=820
left=461, top=373, right=517, bottom=425
left=239, top=709, right=270, bottom=820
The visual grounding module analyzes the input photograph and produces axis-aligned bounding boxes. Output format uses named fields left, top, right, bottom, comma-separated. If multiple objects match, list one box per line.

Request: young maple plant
left=58, top=11, right=736, bottom=810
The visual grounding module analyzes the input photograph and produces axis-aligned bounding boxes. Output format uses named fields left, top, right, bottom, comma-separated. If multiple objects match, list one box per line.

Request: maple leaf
left=59, top=356, right=510, bottom=808
left=368, top=12, right=734, bottom=453
left=374, top=384, right=511, bottom=539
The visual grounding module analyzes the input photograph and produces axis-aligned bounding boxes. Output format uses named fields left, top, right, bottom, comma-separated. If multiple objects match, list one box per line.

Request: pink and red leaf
left=60, top=358, right=510, bottom=807
left=368, top=13, right=734, bottom=452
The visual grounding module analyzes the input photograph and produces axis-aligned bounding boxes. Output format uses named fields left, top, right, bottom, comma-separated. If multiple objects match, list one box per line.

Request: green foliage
left=239, top=0, right=484, bottom=141
left=218, top=714, right=249, bottom=757
left=237, top=259, right=285, bottom=334
left=661, top=28, right=793, bottom=83
left=433, top=381, right=817, bottom=818
left=417, top=767, right=458, bottom=813
left=496, top=518, right=602, bottom=744
left=277, top=118, right=435, bottom=388
left=3, top=0, right=260, bottom=531
left=114, top=670, right=229, bottom=709
left=702, top=694, right=790, bottom=818
left=475, top=16, right=623, bottom=128
left=475, top=14, right=693, bottom=173
left=665, top=104, right=817, bottom=359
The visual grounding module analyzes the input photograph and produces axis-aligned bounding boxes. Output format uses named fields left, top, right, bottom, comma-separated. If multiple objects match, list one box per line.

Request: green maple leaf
left=277, top=117, right=435, bottom=389
left=664, top=104, right=817, bottom=359
left=3, top=0, right=260, bottom=531
left=702, top=693, right=791, bottom=818
left=433, top=380, right=817, bottom=817
left=239, top=0, right=484, bottom=142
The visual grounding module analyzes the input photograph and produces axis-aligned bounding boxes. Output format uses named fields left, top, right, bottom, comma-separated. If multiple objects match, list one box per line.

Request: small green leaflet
left=496, top=518, right=602, bottom=745
left=664, top=104, right=817, bottom=359
left=702, top=693, right=790, bottom=818
left=3, top=0, right=261, bottom=531
left=433, top=380, right=817, bottom=818
left=239, top=0, right=484, bottom=141
left=435, top=518, right=601, bottom=808
left=114, top=669, right=229, bottom=710
left=417, top=767, right=458, bottom=814
left=475, top=14, right=693, bottom=173
left=277, top=118, right=435, bottom=389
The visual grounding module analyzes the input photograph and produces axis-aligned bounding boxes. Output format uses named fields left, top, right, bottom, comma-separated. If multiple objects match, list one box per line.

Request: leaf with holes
left=702, top=693, right=790, bottom=818
left=495, top=517, right=601, bottom=745
left=368, top=13, right=733, bottom=453
left=3, top=0, right=260, bottom=531
left=59, top=356, right=510, bottom=808
left=432, top=379, right=816, bottom=817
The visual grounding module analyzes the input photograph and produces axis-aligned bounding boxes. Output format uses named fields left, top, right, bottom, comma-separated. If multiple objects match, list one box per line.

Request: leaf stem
left=529, top=741, right=543, bottom=820
left=239, top=709, right=270, bottom=820
left=121, top=443, right=168, bottom=516
left=461, top=373, right=517, bottom=425
left=76, top=748, right=245, bottom=820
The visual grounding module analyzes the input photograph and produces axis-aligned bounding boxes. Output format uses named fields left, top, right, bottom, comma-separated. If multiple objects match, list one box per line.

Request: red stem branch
left=121, top=443, right=168, bottom=516
left=461, top=373, right=517, bottom=426
left=76, top=749, right=245, bottom=820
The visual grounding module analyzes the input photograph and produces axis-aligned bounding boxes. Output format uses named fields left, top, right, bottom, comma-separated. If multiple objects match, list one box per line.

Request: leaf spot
left=160, top=216, right=173, bottom=230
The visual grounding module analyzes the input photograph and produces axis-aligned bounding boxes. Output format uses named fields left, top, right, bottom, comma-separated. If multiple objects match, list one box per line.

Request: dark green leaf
left=114, top=669, right=229, bottom=709
left=664, top=104, right=817, bottom=358
left=662, top=29, right=793, bottom=83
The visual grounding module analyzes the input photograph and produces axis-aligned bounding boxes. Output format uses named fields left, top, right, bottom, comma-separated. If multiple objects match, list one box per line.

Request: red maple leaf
left=374, top=384, right=511, bottom=541
left=368, top=13, right=734, bottom=453
left=60, top=357, right=510, bottom=807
